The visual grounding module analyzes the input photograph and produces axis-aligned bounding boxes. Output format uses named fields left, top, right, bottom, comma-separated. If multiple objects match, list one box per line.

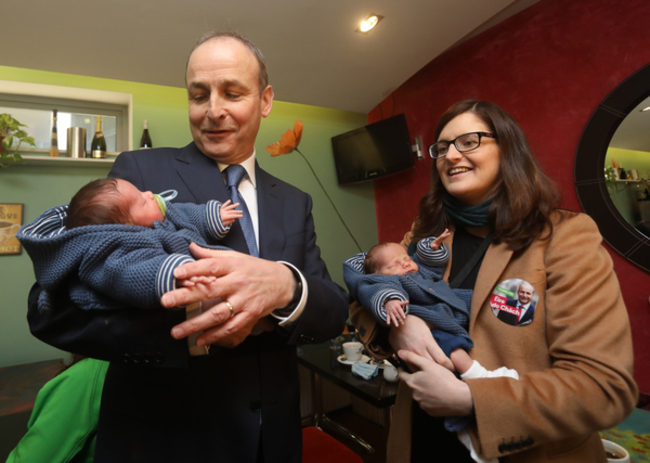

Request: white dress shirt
left=217, top=151, right=307, bottom=328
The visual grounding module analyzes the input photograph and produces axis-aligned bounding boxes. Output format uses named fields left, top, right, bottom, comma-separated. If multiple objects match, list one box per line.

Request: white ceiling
left=1, top=0, right=539, bottom=114
left=609, top=96, right=650, bottom=153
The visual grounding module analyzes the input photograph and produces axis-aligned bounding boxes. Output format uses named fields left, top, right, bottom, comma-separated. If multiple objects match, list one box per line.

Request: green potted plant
left=0, top=113, right=36, bottom=168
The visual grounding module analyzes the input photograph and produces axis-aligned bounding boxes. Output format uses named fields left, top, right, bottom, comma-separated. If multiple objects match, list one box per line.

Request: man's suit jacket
left=497, top=298, right=536, bottom=326
left=352, top=210, right=637, bottom=463
left=27, top=143, right=349, bottom=463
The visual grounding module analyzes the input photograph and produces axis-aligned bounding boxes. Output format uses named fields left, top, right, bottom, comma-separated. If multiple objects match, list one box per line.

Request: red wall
left=369, top=0, right=650, bottom=392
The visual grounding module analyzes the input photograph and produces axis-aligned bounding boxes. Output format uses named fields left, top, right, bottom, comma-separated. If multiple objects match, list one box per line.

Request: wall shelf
left=10, top=154, right=117, bottom=167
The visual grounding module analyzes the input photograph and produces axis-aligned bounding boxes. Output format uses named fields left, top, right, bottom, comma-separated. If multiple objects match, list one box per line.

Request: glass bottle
left=90, top=116, right=107, bottom=158
left=49, top=109, right=59, bottom=157
left=140, top=120, right=152, bottom=149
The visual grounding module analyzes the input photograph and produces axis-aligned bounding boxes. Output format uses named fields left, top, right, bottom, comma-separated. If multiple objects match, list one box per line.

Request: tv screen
left=331, top=114, right=415, bottom=185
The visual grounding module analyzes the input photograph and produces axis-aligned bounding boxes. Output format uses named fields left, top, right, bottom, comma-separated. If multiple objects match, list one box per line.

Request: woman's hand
left=398, top=349, right=474, bottom=417
left=388, top=315, right=454, bottom=371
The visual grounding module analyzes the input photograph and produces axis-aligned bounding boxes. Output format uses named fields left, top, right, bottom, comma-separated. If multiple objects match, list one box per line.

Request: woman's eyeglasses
left=428, top=131, right=496, bottom=159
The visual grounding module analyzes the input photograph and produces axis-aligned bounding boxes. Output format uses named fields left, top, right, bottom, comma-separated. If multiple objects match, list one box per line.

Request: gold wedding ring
left=225, top=300, right=235, bottom=318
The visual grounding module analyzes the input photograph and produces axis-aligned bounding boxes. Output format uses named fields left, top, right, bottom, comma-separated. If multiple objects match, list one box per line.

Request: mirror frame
left=574, top=63, right=650, bottom=273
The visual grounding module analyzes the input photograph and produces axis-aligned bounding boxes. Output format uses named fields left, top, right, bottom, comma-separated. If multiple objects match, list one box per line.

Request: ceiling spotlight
left=356, top=14, right=383, bottom=33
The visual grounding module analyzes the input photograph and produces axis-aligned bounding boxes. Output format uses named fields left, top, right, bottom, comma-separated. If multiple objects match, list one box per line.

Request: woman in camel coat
left=351, top=99, right=637, bottom=462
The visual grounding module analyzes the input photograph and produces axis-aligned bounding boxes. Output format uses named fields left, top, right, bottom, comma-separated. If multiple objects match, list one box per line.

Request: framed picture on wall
left=0, top=203, right=24, bottom=255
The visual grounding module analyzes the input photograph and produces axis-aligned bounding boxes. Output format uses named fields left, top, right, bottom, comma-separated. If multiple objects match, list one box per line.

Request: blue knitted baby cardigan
left=18, top=200, right=230, bottom=311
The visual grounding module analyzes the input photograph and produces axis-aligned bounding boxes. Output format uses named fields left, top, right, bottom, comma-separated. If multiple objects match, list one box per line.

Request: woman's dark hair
left=66, top=178, right=131, bottom=229
left=411, top=99, right=561, bottom=251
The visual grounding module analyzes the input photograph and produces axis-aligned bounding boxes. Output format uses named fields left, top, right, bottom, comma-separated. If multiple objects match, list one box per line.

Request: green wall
left=606, top=147, right=650, bottom=226
left=0, top=66, right=375, bottom=368
left=607, top=147, right=650, bottom=179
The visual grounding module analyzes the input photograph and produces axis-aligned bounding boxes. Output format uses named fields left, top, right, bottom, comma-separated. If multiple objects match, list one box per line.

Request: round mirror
left=607, top=94, right=650, bottom=238
left=575, top=63, right=650, bottom=273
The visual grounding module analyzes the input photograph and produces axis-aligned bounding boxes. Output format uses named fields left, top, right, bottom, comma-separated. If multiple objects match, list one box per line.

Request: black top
left=449, top=227, right=491, bottom=290
left=411, top=226, right=492, bottom=463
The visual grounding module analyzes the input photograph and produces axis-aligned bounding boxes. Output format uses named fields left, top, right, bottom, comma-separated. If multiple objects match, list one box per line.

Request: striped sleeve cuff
left=19, top=205, right=68, bottom=238
left=371, top=289, right=408, bottom=327
left=206, top=200, right=231, bottom=240
left=155, top=254, right=196, bottom=304
left=417, top=237, right=450, bottom=266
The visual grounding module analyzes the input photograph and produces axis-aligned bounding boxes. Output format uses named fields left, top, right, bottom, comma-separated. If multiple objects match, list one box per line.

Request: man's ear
left=261, top=85, right=274, bottom=118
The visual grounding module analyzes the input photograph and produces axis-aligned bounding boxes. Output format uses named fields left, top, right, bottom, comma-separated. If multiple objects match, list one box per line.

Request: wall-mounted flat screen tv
left=331, top=114, right=414, bottom=185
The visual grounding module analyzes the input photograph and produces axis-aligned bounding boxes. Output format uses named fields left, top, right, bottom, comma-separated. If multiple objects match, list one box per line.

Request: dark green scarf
left=443, top=193, right=492, bottom=227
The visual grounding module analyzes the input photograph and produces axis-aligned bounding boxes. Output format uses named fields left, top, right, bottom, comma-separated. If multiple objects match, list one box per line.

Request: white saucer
left=338, top=354, right=370, bottom=365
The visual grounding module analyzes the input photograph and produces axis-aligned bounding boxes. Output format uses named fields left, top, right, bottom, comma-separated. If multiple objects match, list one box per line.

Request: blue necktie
left=225, top=165, right=258, bottom=257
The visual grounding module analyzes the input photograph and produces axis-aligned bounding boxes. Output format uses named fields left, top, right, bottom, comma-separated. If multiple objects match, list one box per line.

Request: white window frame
left=0, top=80, right=133, bottom=153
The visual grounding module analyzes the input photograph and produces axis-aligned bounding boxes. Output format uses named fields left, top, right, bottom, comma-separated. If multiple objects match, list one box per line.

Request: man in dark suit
left=27, top=32, right=348, bottom=462
left=497, top=281, right=536, bottom=326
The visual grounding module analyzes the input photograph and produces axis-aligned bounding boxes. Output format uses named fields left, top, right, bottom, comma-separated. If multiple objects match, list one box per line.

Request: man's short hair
left=187, top=31, right=269, bottom=96
left=67, top=178, right=131, bottom=229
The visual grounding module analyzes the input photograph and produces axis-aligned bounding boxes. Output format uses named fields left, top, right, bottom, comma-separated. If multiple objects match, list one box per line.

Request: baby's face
left=374, top=243, right=419, bottom=276
left=115, top=179, right=164, bottom=227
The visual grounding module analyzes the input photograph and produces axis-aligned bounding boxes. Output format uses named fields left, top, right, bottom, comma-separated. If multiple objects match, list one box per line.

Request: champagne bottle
left=49, top=109, right=59, bottom=157
left=140, top=120, right=153, bottom=149
left=90, top=116, right=107, bottom=158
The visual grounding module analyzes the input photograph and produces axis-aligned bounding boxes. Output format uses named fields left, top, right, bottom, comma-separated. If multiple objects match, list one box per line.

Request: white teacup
left=342, top=342, right=363, bottom=362
left=383, top=363, right=399, bottom=382
left=602, top=439, right=630, bottom=463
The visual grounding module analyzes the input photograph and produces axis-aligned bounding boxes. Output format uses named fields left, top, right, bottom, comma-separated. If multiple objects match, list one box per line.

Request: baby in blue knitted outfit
left=343, top=234, right=519, bottom=380
left=18, top=178, right=241, bottom=312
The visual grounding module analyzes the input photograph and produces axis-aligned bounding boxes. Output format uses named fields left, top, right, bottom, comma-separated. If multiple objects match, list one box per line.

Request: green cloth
left=442, top=193, right=491, bottom=227
left=154, top=194, right=167, bottom=218
left=6, top=358, right=109, bottom=463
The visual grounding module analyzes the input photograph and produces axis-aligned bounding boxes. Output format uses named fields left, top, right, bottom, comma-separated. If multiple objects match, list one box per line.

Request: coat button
left=250, top=400, right=262, bottom=412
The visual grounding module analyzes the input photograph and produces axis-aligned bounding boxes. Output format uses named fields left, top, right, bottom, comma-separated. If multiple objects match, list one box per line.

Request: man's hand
left=388, top=315, right=454, bottom=371
left=161, top=243, right=296, bottom=348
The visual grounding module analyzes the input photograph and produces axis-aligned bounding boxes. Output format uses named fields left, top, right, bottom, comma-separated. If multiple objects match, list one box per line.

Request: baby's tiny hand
left=384, top=299, right=408, bottom=326
left=220, top=200, right=244, bottom=226
left=431, top=229, right=450, bottom=250
left=179, top=276, right=217, bottom=287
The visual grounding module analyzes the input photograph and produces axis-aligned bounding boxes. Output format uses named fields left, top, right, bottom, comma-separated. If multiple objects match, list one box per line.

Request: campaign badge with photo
left=490, top=279, right=538, bottom=326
